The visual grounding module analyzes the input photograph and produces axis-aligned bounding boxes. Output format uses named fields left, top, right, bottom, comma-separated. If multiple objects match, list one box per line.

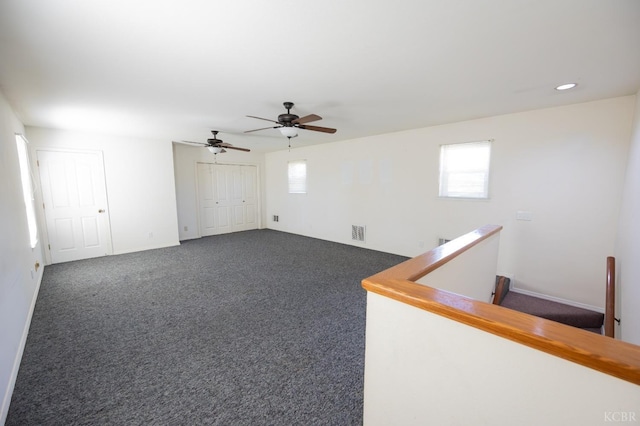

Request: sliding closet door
left=197, top=163, right=258, bottom=236
left=241, top=165, right=258, bottom=231
left=197, top=162, right=228, bottom=236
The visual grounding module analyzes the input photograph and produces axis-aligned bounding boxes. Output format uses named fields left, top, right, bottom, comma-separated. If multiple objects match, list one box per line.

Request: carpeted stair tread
left=501, top=291, right=604, bottom=329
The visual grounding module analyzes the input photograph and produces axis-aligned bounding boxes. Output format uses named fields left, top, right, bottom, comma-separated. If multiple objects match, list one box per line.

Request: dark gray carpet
left=7, top=230, right=408, bottom=425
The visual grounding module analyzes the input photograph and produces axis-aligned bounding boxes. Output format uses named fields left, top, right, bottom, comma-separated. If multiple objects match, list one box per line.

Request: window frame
left=15, top=133, right=39, bottom=248
left=287, top=159, right=307, bottom=194
left=438, top=140, right=492, bottom=200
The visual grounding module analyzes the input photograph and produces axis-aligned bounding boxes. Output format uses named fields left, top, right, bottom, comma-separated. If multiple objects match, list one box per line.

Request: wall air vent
left=352, top=225, right=366, bottom=242
left=438, top=238, right=451, bottom=246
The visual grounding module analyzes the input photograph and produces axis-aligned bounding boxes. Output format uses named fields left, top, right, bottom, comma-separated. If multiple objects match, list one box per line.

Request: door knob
left=98, top=209, right=105, bottom=213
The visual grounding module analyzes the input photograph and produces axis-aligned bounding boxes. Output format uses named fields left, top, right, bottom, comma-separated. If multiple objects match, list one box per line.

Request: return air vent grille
left=352, top=225, right=366, bottom=242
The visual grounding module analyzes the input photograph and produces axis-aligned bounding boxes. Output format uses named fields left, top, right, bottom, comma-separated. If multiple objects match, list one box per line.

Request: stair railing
left=363, top=227, right=640, bottom=385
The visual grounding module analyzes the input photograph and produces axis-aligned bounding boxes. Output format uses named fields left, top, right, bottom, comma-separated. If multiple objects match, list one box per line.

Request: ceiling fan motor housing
left=278, top=113, right=299, bottom=125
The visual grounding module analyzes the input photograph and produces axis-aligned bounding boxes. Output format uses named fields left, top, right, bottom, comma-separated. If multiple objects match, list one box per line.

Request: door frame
left=33, top=148, right=114, bottom=265
left=194, top=161, right=262, bottom=238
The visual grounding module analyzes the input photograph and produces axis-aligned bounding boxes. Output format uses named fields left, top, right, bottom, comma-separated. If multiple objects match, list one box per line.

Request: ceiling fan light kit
left=279, top=126, right=298, bottom=137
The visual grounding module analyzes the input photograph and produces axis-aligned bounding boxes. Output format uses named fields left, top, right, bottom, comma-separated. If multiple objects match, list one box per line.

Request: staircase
left=494, top=276, right=604, bottom=334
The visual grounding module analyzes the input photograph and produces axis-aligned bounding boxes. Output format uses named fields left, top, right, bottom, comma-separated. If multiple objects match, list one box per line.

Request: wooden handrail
left=362, top=226, right=640, bottom=385
left=365, top=224, right=503, bottom=283
left=605, top=256, right=616, bottom=338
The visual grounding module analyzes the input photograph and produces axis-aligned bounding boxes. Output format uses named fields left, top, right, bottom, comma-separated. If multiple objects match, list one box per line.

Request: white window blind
left=288, top=160, right=307, bottom=194
left=15, top=134, right=39, bottom=247
left=439, top=140, right=491, bottom=199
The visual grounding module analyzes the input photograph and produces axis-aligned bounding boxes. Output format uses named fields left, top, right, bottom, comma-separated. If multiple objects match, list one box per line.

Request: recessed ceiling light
left=555, top=83, right=577, bottom=91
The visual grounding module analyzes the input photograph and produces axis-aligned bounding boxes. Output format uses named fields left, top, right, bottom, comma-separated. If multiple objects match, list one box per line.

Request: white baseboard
left=1, top=266, right=44, bottom=424
left=510, top=286, right=604, bottom=313
left=113, top=240, right=181, bottom=255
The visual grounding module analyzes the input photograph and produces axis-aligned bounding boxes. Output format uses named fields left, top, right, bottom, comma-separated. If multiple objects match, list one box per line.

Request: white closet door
left=241, top=166, right=258, bottom=231
left=197, top=163, right=258, bottom=236
left=228, top=165, right=246, bottom=230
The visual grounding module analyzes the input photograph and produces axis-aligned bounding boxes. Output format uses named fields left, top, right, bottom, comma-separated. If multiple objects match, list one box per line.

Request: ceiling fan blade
left=244, top=126, right=280, bottom=133
left=297, top=124, right=337, bottom=134
left=292, top=114, right=322, bottom=125
left=225, top=146, right=251, bottom=152
left=247, top=115, right=280, bottom=124
left=179, top=140, right=208, bottom=146
left=216, top=142, right=233, bottom=147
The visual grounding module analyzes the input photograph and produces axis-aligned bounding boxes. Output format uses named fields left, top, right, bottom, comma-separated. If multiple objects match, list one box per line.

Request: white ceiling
left=0, top=0, right=639, bottom=152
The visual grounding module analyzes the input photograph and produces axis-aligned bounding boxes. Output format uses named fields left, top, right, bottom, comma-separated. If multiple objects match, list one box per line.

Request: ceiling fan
left=180, top=130, right=250, bottom=154
left=245, top=102, right=337, bottom=138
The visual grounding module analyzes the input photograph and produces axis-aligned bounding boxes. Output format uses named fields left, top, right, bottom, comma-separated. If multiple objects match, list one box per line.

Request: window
left=288, top=160, right=307, bottom=194
left=439, top=140, right=491, bottom=199
left=15, top=134, right=39, bottom=247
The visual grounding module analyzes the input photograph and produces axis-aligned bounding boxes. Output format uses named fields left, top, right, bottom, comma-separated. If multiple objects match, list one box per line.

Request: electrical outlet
left=516, top=210, right=533, bottom=221
left=148, top=232, right=154, bottom=239
left=184, top=226, right=188, bottom=232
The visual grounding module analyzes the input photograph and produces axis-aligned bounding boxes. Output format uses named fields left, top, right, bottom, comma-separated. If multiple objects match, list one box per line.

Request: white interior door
left=38, top=150, right=111, bottom=263
left=197, top=163, right=258, bottom=236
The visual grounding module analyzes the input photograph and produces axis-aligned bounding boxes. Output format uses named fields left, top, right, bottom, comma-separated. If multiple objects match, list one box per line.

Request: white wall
left=0, top=91, right=45, bottom=423
left=363, top=292, right=640, bottom=426
left=265, top=96, right=635, bottom=309
left=172, top=142, right=266, bottom=241
left=616, top=92, right=640, bottom=344
left=417, top=232, right=500, bottom=302
left=25, top=127, right=180, bottom=256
